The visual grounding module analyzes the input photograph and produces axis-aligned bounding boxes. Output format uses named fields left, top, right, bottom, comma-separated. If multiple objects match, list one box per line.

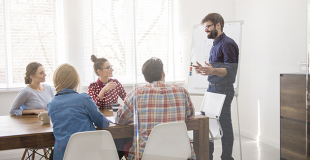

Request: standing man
left=193, top=13, right=239, bottom=160
left=115, top=57, right=196, bottom=160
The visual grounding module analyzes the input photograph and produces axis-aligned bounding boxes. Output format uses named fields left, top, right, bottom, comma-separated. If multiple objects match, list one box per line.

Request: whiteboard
left=188, top=21, right=243, bottom=95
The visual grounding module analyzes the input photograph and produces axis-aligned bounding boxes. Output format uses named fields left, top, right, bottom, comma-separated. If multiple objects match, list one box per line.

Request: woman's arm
left=84, top=94, right=110, bottom=128
left=10, top=89, right=28, bottom=116
left=22, top=109, right=46, bottom=115
left=97, top=82, right=116, bottom=100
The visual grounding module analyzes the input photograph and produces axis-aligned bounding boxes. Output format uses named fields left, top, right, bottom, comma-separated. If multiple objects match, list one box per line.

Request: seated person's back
left=116, top=57, right=196, bottom=160
left=48, top=63, right=109, bottom=160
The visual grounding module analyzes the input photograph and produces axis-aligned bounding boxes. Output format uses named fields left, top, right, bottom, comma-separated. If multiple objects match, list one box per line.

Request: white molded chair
left=63, top=130, right=119, bottom=160
left=200, top=92, right=226, bottom=141
left=141, top=122, right=192, bottom=160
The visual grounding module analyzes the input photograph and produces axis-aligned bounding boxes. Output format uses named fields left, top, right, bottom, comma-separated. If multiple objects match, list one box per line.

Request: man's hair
left=142, top=57, right=163, bottom=83
left=201, top=13, right=224, bottom=32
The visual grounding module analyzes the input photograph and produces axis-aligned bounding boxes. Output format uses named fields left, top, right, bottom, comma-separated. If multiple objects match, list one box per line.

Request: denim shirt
left=47, top=89, right=109, bottom=160
left=208, top=33, right=239, bottom=84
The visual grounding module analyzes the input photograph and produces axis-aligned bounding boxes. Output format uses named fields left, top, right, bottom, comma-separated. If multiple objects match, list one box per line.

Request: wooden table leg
left=193, top=117, right=209, bottom=160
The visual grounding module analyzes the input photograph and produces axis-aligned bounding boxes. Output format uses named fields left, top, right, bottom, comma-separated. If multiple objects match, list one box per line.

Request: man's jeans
left=207, top=83, right=234, bottom=160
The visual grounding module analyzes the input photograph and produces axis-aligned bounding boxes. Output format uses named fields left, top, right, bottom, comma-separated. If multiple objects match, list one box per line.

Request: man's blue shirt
left=208, top=33, right=239, bottom=84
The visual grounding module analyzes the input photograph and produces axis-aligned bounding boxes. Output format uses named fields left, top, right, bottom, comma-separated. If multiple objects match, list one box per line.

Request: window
left=84, top=0, right=180, bottom=84
left=0, top=0, right=182, bottom=89
left=0, top=0, right=5, bottom=86
left=0, top=0, right=59, bottom=89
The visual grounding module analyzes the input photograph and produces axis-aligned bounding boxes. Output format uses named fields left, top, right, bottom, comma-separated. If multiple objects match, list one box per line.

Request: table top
left=0, top=109, right=206, bottom=138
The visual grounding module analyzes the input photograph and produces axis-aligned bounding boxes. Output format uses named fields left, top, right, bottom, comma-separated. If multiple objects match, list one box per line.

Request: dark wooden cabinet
left=280, top=74, right=309, bottom=160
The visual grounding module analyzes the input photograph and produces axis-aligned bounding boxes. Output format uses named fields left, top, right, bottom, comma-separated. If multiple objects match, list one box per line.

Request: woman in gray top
left=10, top=62, right=54, bottom=116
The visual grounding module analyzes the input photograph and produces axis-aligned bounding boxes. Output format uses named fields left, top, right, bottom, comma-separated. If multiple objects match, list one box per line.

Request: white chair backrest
left=209, top=119, right=222, bottom=140
left=141, top=122, right=191, bottom=160
left=200, top=92, right=226, bottom=118
left=63, top=130, right=119, bottom=160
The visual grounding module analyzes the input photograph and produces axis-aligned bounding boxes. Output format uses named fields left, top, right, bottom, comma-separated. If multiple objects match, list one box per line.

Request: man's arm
left=183, top=88, right=195, bottom=120
left=115, top=90, right=135, bottom=125
left=221, top=43, right=239, bottom=78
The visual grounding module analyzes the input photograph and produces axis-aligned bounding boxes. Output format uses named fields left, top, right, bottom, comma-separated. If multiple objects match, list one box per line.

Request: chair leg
left=22, top=148, right=53, bottom=160
left=21, top=149, right=28, bottom=160
left=49, top=148, right=54, bottom=160
left=43, top=148, right=48, bottom=160
left=31, top=149, right=35, bottom=160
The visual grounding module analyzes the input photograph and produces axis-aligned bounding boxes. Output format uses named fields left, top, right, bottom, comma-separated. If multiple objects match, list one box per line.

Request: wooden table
left=0, top=109, right=209, bottom=160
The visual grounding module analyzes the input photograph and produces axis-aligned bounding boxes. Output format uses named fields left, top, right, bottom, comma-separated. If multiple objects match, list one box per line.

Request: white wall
left=234, top=0, right=307, bottom=148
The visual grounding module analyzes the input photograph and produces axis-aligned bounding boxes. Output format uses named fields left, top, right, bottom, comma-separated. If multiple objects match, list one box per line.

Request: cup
left=112, top=104, right=120, bottom=116
left=38, top=111, right=50, bottom=124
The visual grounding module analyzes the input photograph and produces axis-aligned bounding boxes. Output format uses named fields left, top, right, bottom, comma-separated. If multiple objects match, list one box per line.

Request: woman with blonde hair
left=47, top=63, right=109, bottom=160
left=88, top=55, right=127, bottom=109
left=10, top=62, right=54, bottom=115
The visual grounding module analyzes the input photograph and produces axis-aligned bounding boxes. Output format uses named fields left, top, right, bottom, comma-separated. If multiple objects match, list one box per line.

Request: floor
left=213, top=136, right=280, bottom=160
left=0, top=136, right=279, bottom=160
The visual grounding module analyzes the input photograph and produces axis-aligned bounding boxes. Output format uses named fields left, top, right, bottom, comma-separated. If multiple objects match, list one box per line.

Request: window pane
left=92, top=0, right=133, bottom=78
left=9, top=0, right=56, bottom=84
left=90, top=0, right=176, bottom=84
left=0, top=0, right=5, bottom=84
left=135, top=0, right=172, bottom=77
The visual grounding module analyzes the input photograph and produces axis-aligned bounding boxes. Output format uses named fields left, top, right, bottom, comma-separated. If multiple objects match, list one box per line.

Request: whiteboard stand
left=232, top=20, right=243, bottom=160
left=234, top=92, right=242, bottom=160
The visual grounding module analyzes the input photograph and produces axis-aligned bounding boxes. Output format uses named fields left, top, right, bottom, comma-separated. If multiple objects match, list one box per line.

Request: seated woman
left=88, top=55, right=131, bottom=159
left=48, top=63, right=110, bottom=160
left=10, top=62, right=54, bottom=116
left=88, top=55, right=127, bottom=109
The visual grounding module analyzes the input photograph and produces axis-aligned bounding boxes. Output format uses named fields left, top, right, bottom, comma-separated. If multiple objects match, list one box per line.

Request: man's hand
left=192, top=61, right=202, bottom=73
left=199, top=62, right=214, bottom=75
left=192, top=61, right=214, bottom=76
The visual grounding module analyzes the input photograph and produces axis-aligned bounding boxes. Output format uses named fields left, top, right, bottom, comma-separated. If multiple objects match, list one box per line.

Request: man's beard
left=207, top=29, right=218, bottom=39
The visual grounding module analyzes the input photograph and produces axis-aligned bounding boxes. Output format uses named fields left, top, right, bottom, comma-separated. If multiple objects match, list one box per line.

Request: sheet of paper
left=195, top=112, right=202, bottom=115
left=106, top=116, right=116, bottom=124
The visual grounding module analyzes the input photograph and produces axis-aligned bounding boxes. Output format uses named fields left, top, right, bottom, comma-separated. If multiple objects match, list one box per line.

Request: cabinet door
left=280, top=75, right=306, bottom=122
left=280, top=118, right=306, bottom=160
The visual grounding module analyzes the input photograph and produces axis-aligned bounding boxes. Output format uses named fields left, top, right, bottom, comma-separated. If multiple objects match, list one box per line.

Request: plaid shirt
left=115, top=81, right=196, bottom=160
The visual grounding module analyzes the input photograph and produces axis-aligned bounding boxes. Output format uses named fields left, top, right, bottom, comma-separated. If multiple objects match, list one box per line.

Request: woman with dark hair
left=88, top=55, right=130, bottom=159
left=10, top=62, right=54, bottom=115
left=88, top=55, right=127, bottom=109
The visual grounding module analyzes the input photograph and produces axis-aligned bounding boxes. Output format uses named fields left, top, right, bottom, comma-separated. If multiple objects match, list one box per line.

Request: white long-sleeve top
left=10, top=84, right=54, bottom=116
